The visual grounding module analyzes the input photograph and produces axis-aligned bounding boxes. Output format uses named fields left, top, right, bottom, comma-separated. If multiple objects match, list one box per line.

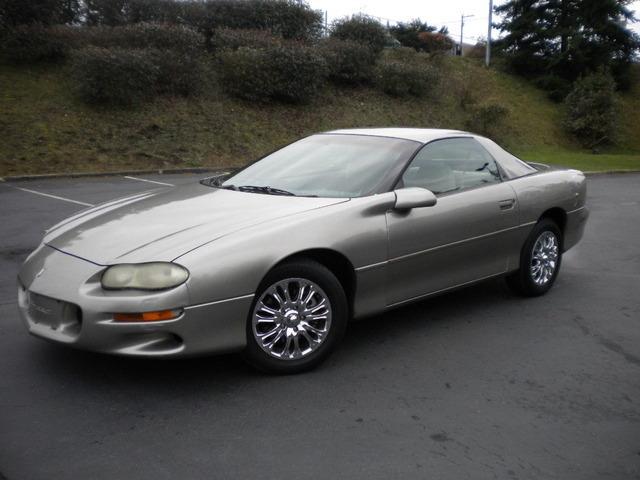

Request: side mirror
left=394, top=187, right=437, bottom=210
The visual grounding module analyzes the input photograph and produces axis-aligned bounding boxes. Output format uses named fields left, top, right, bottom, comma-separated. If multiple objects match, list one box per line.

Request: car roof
left=322, top=128, right=537, bottom=180
left=325, top=128, right=473, bottom=144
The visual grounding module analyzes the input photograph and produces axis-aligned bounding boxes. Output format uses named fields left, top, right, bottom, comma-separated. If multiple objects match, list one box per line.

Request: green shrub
left=218, top=48, right=265, bottom=100
left=71, top=23, right=204, bottom=52
left=150, top=49, right=204, bottom=96
left=106, top=0, right=323, bottom=41
left=126, top=0, right=209, bottom=28
left=382, top=46, right=421, bottom=62
left=466, top=102, right=510, bottom=137
left=1, top=24, right=68, bottom=63
left=202, top=0, right=323, bottom=41
left=70, top=47, right=159, bottom=105
left=71, top=45, right=205, bottom=103
left=374, top=60, right=439, bottom=97
left=218, top=44, right=327, bottom=103
left=330, top=15, right=387, bottom=54
left=210, top=28, right=281, bottom=52
left=319, top=38, right=377, bottom=85
left=1, top=23, right=205, bottom=64
left=109, top=22, right=204, bottom=51
left=563, top=70, right=617, bottom=148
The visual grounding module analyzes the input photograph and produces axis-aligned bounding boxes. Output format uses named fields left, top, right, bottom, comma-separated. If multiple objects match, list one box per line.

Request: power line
left=436, top=16, right=488, bottom=26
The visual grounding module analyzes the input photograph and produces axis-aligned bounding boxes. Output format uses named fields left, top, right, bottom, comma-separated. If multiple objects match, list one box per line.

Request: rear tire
left=506, top=218, right=562, bottom=297
left=243, top=259, right=348, bottom=374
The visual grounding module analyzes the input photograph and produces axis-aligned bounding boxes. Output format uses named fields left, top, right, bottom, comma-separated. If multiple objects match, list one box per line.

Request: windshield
left=220, top=134, right=420, bottom=198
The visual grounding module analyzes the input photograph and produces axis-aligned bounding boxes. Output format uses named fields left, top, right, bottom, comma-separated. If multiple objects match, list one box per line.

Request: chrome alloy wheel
left=530, top=231, right=559, bottom=286
left=252, top=278, right=332, bottom=360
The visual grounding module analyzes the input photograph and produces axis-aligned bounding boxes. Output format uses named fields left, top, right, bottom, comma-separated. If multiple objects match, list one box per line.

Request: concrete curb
left=0, top=167, right=224, bottom=182
left=583, top=169, right=640, bottom=176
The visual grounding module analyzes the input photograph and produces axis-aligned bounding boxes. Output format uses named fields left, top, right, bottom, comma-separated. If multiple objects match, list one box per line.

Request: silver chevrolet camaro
left=18, top=128, right=589, bottom=373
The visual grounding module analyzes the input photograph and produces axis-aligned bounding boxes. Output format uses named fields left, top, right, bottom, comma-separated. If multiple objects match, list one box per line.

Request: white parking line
left=124, top=176, right=174, bottom=187
left=7, top=186, right=94, bottom=207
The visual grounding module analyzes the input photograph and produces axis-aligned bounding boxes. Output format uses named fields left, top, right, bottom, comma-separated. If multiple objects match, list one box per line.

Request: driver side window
left=401, top=138, right=501, bottom=194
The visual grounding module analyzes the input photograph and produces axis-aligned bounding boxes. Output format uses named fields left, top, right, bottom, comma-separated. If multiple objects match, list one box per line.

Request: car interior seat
left=403, top=161, right=457, bottom=193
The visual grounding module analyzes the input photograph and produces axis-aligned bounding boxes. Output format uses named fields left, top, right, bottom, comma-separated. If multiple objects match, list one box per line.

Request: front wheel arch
left=243, top=258, right=349, bottom=373
left=269, top=248, right=356, bottom=318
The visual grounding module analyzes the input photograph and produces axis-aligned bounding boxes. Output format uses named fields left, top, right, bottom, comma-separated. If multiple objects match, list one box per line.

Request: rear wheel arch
left=507, top=217, right=562, bottom=297
left=539, top=207, right=567, bottom=244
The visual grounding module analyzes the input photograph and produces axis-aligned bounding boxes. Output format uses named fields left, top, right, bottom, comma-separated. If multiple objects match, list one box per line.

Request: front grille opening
left=26, top=291, right=82, bottom=339
left=62, top=304, right=82, bottom=336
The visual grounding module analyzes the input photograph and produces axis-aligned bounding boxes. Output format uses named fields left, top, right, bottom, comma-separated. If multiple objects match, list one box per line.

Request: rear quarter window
left=474, top=137, right=538, bottom=179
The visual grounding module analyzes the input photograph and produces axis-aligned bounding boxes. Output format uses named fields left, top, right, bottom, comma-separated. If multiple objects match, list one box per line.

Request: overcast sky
left=307, top=0, right=640, bottom=44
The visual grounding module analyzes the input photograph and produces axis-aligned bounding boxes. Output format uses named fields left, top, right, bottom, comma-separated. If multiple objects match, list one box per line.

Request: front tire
left=506, top=218, right=562, bottom=297
left=243, top=259, right=348, bottom=374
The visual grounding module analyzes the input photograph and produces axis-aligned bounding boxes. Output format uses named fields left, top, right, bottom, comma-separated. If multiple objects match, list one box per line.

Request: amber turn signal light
left=113, top=309, right=182, bottom=322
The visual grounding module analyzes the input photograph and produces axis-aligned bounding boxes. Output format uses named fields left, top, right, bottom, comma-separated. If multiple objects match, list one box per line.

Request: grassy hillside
left=1, top=57, right=639, bottom=176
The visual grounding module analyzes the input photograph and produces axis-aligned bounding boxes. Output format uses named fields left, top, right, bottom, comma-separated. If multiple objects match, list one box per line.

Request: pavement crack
left=597, top=337, right=640, bottom=367
left=573, top=316, right=640, bottom=367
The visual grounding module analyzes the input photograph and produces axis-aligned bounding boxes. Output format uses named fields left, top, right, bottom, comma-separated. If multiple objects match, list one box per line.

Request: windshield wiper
left=200, top=170, right=237, bottom=188
left=235, top=185, right=296, bottom=196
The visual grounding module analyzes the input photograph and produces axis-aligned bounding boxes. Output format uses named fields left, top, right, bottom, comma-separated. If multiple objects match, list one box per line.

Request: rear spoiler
left=527, top=162, right=553, bottom=171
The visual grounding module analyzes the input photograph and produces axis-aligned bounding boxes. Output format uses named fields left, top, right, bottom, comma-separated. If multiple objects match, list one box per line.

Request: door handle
left=498, top=198, right=516, bottom=210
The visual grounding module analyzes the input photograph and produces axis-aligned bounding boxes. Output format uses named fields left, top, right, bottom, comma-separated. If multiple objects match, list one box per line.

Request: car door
left=385, top=137, right=520, bottom=306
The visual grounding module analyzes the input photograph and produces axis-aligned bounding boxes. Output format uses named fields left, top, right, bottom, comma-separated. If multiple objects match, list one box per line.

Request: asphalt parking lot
left=0, top=172, right=638, bottom=480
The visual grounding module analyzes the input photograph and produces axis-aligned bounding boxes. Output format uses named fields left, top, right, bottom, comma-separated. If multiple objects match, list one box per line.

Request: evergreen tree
left=563, top=69, right=617, bottom=147
left=83, top=0, right=130, bottom=26
left=0, top=0, right=80, bottom=27
left=495, top=0, right=639, bottom=95
left=390, top=20, right=435, bottom=50
left=390, top=19, right=450, bottom=52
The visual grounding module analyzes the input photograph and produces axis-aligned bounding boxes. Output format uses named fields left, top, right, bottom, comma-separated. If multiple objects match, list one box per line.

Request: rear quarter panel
left=508, top=169, right=588, bottom=257
left=510, top=170, right=586, bottom=222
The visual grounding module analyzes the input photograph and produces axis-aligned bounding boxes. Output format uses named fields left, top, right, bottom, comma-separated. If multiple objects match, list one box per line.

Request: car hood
left=44, top=184, right=348, bottom=265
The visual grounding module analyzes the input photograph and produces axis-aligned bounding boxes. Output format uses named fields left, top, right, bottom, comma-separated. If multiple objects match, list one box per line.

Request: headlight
left=101, top=263, right=189, bottom=290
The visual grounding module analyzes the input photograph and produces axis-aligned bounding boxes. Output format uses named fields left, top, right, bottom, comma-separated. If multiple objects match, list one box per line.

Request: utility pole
left=324, top=10, right=328, bottom=37
left=486, top=0, right=493, bottom=66
left=459, top=14, right=474, bottom=56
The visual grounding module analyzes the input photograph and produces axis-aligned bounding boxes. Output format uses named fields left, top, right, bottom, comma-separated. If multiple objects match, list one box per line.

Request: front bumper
left=17, top=245, right=252, bottom=357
